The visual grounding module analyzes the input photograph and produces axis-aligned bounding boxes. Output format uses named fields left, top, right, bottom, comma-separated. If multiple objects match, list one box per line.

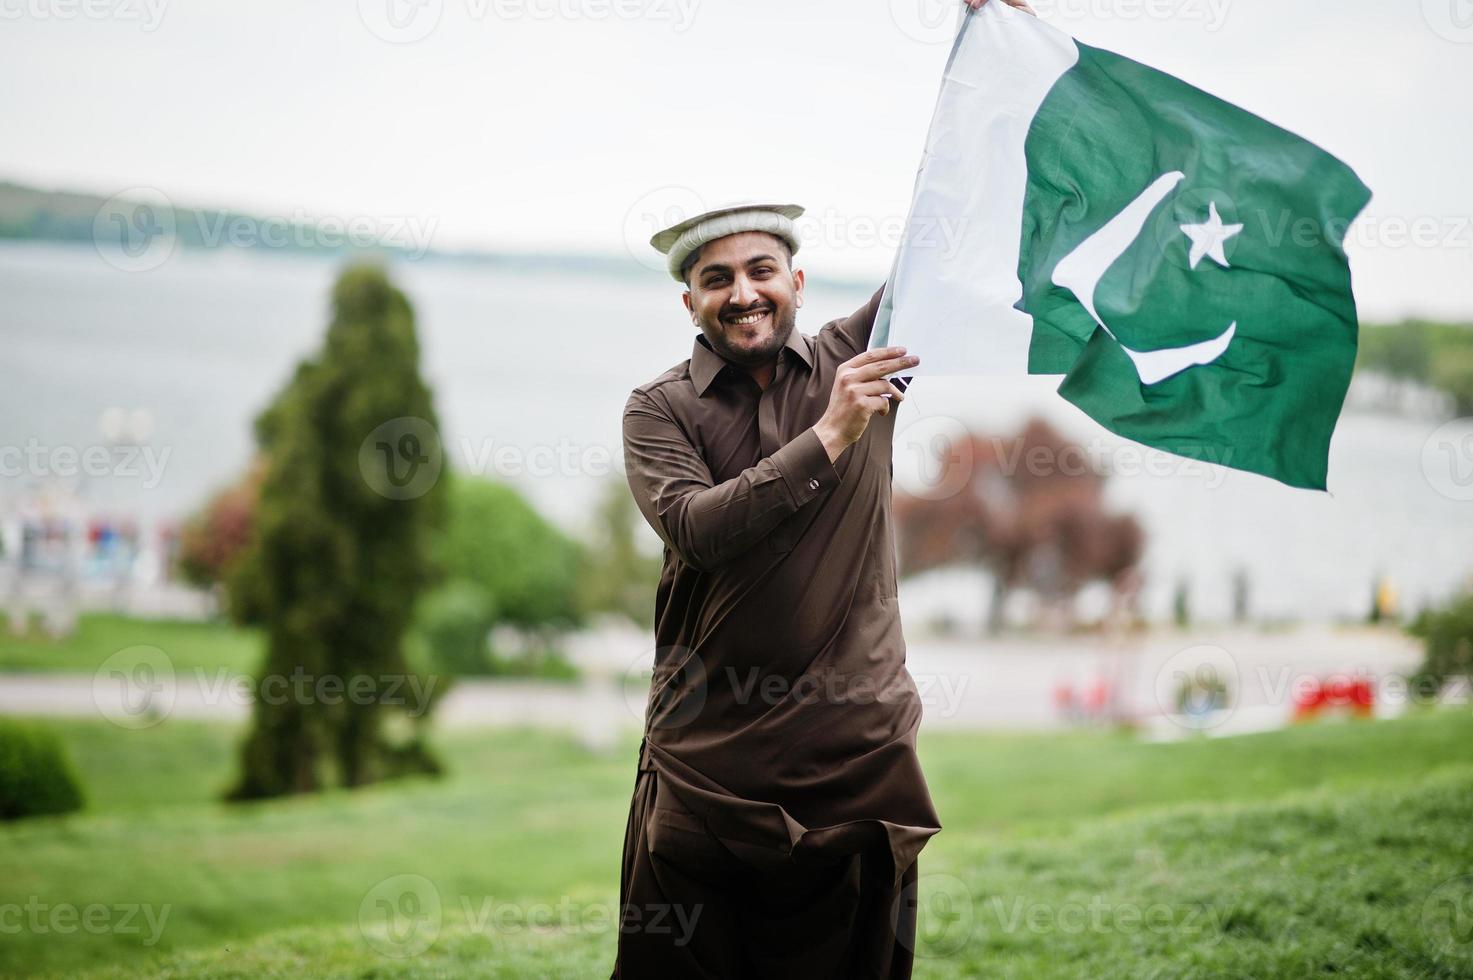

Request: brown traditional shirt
left=620, top=284, right=940, bottom=888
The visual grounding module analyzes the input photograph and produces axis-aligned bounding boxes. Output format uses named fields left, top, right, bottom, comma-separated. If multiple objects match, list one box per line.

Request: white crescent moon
left=1052, top=171, right=1237, bottom=385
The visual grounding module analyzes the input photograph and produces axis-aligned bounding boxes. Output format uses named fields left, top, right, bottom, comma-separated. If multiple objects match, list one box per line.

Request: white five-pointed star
left=1180, top=201, right=1243, bottom=270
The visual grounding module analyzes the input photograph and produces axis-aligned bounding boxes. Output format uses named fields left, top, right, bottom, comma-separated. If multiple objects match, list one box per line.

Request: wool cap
left=649, top=202, right=805, bottom=283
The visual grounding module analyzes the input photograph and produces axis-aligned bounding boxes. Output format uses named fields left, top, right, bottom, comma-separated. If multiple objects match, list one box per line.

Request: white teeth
left=729, top=311, right=767, bottom=325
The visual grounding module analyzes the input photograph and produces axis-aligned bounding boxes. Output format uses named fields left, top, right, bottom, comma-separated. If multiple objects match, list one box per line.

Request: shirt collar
left=690, top=325, right=813, bottom=397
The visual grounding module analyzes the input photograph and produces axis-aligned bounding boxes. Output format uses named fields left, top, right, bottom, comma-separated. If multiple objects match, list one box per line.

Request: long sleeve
left=623, top=389, right=840, bottom=572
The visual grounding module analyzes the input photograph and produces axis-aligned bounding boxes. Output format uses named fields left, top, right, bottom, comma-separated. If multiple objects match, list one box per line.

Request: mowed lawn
left=2, top=711, right=1471, bottom=979
left=0, top=613, right=262, bottom=677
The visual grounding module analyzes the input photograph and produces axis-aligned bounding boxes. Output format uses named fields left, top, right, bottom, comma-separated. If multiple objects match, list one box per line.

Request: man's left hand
left=965, top=0, right=1037, bottom=14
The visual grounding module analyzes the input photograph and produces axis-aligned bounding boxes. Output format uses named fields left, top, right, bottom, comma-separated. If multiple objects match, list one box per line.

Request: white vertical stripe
left=876, top=3, right=1078, bottom=376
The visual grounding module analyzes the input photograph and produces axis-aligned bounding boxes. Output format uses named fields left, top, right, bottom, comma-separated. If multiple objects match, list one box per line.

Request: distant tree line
left=1357, top=320, right=1473, bottom=414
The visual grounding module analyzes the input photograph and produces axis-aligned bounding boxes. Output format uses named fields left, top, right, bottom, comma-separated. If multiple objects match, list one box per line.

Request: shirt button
left=808, top=478, right=820, bottom=491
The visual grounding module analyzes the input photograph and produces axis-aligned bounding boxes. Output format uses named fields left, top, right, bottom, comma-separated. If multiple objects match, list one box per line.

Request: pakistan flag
left=872, top=2, right=1372, bottom=490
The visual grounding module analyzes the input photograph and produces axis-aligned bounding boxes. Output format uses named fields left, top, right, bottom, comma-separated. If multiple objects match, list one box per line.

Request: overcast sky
left=3, top=0, right=1470, bottom=319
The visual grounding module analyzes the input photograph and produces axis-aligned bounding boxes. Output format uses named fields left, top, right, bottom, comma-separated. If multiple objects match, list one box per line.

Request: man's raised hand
left=813, top=347, right=920, bottom=463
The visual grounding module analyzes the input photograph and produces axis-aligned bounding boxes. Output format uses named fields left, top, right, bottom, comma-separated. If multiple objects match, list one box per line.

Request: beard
left=699, top=302, right=797, bottom=368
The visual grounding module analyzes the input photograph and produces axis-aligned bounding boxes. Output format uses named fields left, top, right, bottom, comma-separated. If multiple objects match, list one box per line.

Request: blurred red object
left=1292, top=676, right=1375, bottom=721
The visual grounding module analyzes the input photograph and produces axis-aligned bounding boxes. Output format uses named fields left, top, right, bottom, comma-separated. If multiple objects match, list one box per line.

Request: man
left=614, top=201, right=927, bottom=980
left=611, top=10, right=1031, bottom=977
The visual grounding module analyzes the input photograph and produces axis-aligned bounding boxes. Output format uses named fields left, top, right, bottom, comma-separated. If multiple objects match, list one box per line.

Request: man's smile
left=723, top=307, right=771, bottom=327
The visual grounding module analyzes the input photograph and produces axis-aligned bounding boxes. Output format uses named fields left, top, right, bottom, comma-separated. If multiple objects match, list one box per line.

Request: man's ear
left=793, top=267, right=805, bottom=309
left=681, top=289, right=695, bottom=322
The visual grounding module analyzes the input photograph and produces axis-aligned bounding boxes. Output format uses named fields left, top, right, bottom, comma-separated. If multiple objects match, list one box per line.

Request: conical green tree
left=227, top=264, right=445, bottom=800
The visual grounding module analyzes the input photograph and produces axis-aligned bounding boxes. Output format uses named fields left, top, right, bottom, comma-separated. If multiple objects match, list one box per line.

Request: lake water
left=2, top=241, right=1470, bottom=624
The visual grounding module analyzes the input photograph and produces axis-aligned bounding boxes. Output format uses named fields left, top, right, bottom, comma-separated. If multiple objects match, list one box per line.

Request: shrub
left=1410, top=592, right=1473, bottom=694
left=0, top=719, right=85, bottom=820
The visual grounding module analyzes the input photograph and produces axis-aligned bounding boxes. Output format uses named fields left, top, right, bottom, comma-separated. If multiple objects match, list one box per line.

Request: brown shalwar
left=612, top=285, right=941, bottom=979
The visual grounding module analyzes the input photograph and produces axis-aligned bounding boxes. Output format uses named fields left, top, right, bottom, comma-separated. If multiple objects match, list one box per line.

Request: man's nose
left=729, top=275, right=759, bottom=307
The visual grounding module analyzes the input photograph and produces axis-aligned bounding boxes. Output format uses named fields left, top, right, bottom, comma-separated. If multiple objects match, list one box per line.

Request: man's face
left=681, top=231, right=805, bottom=368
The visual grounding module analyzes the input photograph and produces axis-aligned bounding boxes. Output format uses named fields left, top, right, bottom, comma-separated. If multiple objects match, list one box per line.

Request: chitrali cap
left=649, top=201, right=805, bottom=283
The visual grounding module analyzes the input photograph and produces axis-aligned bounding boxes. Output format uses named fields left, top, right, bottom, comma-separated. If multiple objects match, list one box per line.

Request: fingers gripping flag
left=872, top=2, right=1372, bottom=490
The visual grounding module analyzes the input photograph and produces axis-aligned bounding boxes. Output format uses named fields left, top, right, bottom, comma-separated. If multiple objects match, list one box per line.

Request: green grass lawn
left=0, top=613, right=261, bottom=677
left=3, top=711, right=1472, bottom=978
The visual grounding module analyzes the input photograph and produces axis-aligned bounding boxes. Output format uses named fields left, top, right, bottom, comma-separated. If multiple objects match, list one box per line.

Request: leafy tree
left=894, top=419, right=1144, bottom=633
left=1409, top=592, right=1473, bottom=694
left=226, top=264, right=445, bottom=800
left=175, top=458, right=264, bottom=595
left=432, top=473, right=583, bottom=631
left=1358, top=320, right=1473, bottom=413
left=408, top=473, right=583, bottom=678
left=577, top=477, right=662, bottom=628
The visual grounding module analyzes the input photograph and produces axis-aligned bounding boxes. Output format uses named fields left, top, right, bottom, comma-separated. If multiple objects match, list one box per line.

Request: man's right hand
left=813, top=347, right=920, bottom=463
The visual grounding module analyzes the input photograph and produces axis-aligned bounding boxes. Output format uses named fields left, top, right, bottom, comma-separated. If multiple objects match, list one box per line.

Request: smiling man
left=608, top=9, right=1034, bottom=976
left=613, top=198, right=929, bottom=979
